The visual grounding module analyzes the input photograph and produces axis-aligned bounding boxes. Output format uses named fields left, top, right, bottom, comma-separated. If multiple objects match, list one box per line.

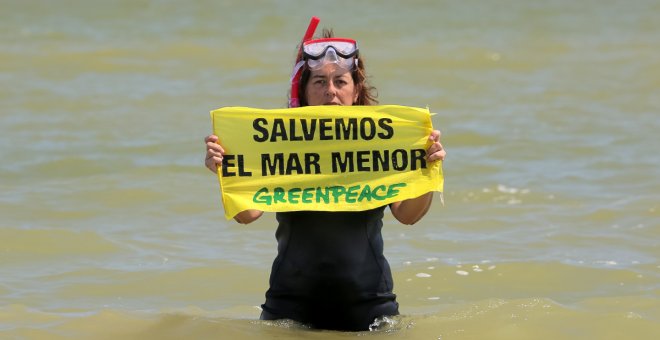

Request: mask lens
left=329, top=41, right=356, bottom=56
left=304, top=42, right=329, bottom=57
left=306, top=47, right=355, bottom=70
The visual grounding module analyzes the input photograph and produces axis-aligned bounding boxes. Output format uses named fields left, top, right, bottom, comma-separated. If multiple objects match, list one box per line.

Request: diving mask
left=302, top=38, right=358, bottom=70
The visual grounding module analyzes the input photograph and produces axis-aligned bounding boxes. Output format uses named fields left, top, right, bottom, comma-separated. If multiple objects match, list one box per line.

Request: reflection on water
left=1, top=0, right=659, bottom=339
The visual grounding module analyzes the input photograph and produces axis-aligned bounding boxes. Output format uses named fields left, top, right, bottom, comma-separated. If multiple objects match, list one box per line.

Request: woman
left=204, top=27, right=446, bottom=331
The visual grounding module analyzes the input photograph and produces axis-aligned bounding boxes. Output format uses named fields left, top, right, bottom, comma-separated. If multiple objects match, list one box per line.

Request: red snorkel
left=289, top=16, right=320, bottom=108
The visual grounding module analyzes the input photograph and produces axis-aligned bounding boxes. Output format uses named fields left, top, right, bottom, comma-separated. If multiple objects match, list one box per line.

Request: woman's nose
left=325, top=82, right=337, bottom=96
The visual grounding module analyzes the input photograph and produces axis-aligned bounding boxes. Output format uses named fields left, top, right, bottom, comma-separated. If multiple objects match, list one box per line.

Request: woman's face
left=305, top=64, right=357, bottom=106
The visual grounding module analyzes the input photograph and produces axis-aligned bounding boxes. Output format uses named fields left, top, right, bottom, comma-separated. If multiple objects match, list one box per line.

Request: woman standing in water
left=204, top=18, right=446, bottom=331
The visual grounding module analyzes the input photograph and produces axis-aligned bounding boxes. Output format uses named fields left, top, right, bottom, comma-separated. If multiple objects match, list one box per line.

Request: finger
left=206, top=148, right=223, bottom=159
left=429, top=130, right=442, bottom=143
left=205, top=135, right=224, bottom=154
left=206, top=141, right=224, bottom=154
left=426, top=140, right=446, bottom=161
left=428, top=146, right=446, bottom=162
left=204, top=135, right=219, bottom=143
left=205, top=152, right=223, bottom=163
left=435, top=149, right=447, bottom=161
left=428, top=141, right=442, bottom=154
left=425, top=141, right=441, bottom=158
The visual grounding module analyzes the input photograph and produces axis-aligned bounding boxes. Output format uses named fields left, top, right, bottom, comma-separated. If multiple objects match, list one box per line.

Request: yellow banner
left=210, top=105, right=443, bottom=219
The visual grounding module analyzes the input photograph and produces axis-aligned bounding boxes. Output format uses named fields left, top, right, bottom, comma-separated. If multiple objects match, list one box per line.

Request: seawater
left=1, top=0, right=658, bottom=339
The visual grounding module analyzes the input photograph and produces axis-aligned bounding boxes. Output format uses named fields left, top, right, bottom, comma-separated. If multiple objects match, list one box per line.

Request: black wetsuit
left=260, top=207, right=399, bottom=331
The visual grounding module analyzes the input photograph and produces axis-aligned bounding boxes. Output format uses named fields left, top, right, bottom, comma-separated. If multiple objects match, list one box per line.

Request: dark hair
left=295, top=28, right=378, bottom=106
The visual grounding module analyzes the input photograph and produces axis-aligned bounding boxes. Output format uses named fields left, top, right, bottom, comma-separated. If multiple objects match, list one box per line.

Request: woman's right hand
left=204, top=134, right=224, bottom=173
left=205, top=134, right=263, bottom=223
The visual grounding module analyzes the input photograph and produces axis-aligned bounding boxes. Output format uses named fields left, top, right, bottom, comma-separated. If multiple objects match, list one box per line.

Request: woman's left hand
left=426, top=130, right=446, bottom=162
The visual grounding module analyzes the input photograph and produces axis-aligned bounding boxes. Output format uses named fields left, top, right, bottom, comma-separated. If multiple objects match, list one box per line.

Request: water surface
left=1, top=1, right=658, bottom=339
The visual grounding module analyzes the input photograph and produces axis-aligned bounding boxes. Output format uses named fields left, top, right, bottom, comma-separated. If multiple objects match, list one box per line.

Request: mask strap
left=289, top=60, right=305, bottom=82
left=288, top=60, right=306, bottom=108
